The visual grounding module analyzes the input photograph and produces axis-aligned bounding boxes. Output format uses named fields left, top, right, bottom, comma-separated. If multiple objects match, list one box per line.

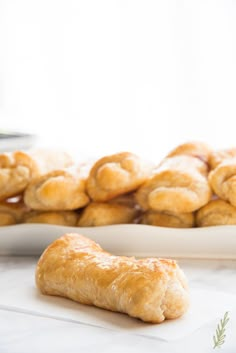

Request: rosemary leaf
left=213, top=311, right=230, bottom=349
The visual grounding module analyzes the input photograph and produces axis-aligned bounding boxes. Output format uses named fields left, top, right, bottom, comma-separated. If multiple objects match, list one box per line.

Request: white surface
left=0, top=223, right=236, bottom=259
left=1, top=257, right=236, bottom=352
left=1, top=261, right=236, bottom=341
left=1, top=1, right=236, bottom=159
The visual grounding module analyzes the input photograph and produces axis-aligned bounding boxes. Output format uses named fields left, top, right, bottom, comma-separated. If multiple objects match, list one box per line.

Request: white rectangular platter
left=0, top=223, right=235, bottom=259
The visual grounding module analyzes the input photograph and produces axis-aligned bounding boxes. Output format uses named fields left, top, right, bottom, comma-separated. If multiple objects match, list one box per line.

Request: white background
left=1, top=0, right=236, bottom=162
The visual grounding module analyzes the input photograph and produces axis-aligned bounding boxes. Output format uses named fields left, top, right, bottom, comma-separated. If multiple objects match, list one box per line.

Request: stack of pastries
left=2, top=143, right=236, bottom=228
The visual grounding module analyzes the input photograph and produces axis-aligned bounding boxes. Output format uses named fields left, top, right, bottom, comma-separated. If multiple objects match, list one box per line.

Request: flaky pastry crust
left=0, top=150, right=73, bottom=200
left=35, top=233, right=189, bottom=323
left=196, top=199, right=236, bottom=227
left=77, top=196, right=140, bottom=227
left=209, top=148, right=236, bottom=170
left=208, top=158, right=236, bottom=207
left=135, top=156, right=211, bottom=213
left=86, top=152, right=152, bottom=201
left=24, top=166, right=90, bottom=211
left=167, top=141, right=212, bottom=166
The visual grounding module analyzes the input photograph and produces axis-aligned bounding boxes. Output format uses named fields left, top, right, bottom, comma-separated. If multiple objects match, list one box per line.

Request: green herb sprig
left=213, top=311, right=230, bottom=349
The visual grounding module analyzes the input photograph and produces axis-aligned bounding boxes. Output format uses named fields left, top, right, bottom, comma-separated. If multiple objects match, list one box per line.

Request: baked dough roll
left=24, top=166, right=90, bottom=211
left=86, top=152, right=152, bottom=202
left=36, top=233, right=189, bottom=323
left=77, top=195, right=140, bottom=227
left=208, top=158, right=236, bottom=207
left=140, top=210, right=194, bottom=228
left=0, top=197, right=29, bottom=226
left=196, top=199, right=236, bottom=227
left=135, top=155, right=211, bottom=213
left=209, top=148, right=236, bottom=170
left=0, top=150, right=73, bottom=200
left=23, top=211, right=78, bottom=226
left=167, top=141, right=212, bottom=165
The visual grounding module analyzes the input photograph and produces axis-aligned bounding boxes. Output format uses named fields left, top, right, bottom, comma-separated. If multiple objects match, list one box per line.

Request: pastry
left=135, top=155, right=211, bottom=213
left=77, top=195, right=140, bottom=226
left=86, top=152, right=152, bottom=201
left=24, top=165, right=90, bottom=211
left=167, top=141, right=212, bottom=166
left=0, top=197, right=29, bottom=226
left=23, top=211, right=78, bottom=226
left=209, top=148, right=236, bottom=170
left=36, top=233, right=189, bottom=323
left=196, top=199, right=236, bottom=227
left=208, top=158, right=236, bottom=206
left=140, top=210, right=194, bottom=228
left=0, top=150, right=73, bottom=200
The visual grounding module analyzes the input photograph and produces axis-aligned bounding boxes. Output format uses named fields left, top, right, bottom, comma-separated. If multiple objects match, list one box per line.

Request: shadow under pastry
left=139, top=210, right=194, bottom=228
left=22, top=210, right=78, bottom=226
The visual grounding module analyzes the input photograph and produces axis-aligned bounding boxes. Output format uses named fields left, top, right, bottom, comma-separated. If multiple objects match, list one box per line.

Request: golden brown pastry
left=23, top=211, right=78, bottom=226
left=196, top=199, right=236, bottom=227
left=0, top=197, right=29, bottom=226
left=167, top=141, right=212, bottom=165
left=36, top=233, right=189, bottom=323
left=24, top=166, right=90, bottom=211
left=86, top=152, right=152, bottom=202
left=77, top=194, right=140, bottom=227
left=135, top=155, right=211, bottom=213
left=209, top=148, right=236, bottom=170
left=208, top=158, right=236, bottom=207
left=140, top=210, right=194, bottom=228
left=0, top=150, right=73, bottom=200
